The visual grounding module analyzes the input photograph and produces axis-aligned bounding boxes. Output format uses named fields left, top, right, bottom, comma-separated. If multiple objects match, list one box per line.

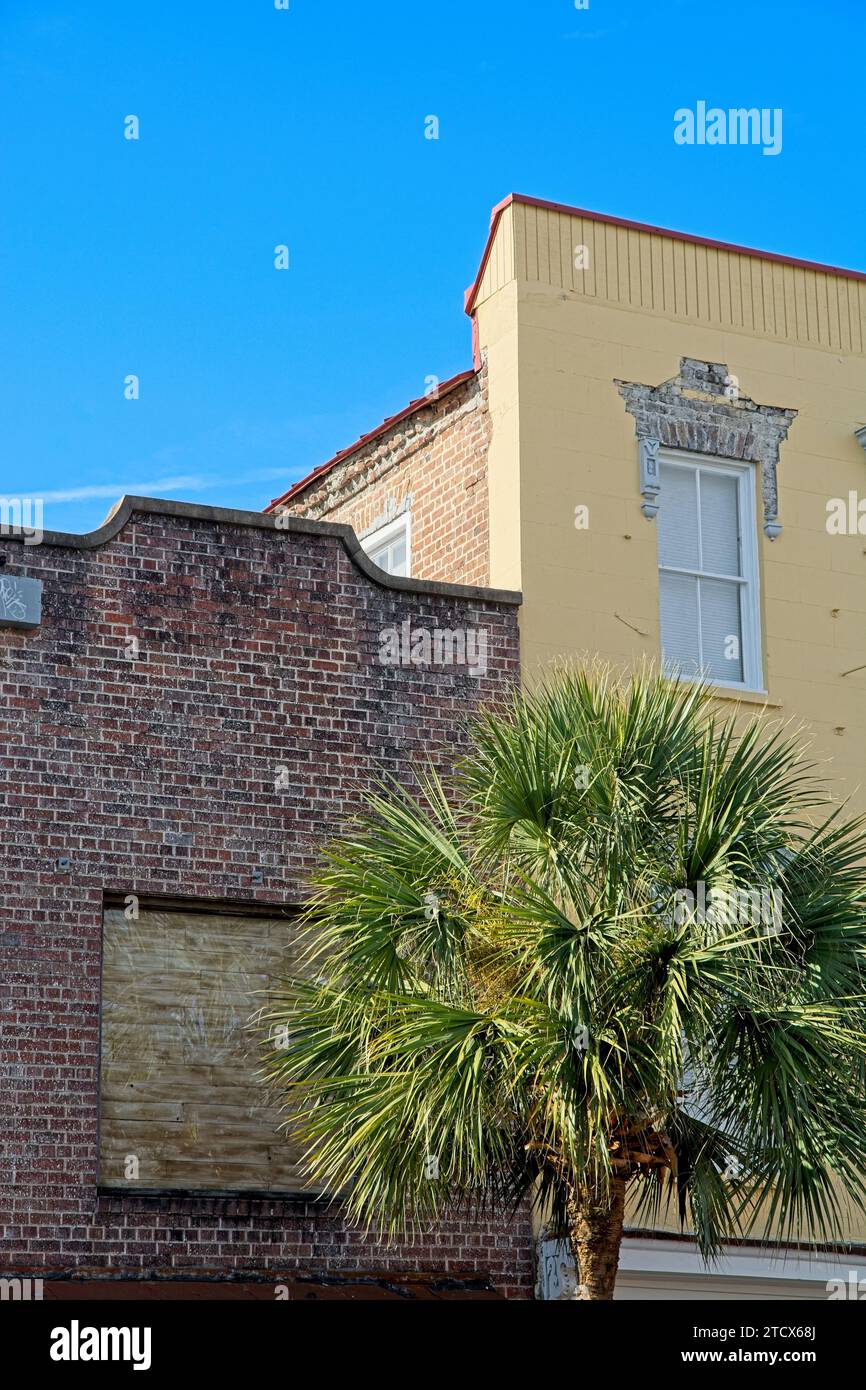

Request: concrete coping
left=0, top=495, right=523, bottom=607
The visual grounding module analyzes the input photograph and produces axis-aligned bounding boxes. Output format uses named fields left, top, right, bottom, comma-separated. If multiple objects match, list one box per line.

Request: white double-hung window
left=657, top=454, right=762, bottom=691
left=361, top=514, right=411, bottom=578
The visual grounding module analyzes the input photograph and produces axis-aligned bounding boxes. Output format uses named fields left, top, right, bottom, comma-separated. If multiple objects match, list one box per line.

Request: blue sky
left=2, top=0, right=864, bottom=535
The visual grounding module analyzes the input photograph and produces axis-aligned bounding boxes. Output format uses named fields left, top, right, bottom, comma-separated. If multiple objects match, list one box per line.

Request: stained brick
left=0, top=501, right=530, bottom=1298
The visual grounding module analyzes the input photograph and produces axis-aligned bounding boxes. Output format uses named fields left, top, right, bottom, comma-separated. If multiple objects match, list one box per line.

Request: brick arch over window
left=615, top=357, right=797, bottom=539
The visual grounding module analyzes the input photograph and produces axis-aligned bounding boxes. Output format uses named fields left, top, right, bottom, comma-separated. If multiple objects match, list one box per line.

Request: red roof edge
left=463, top=192, right=866, bottom=316
left=265, top=369, right=476, bottom=512
left=464, top=194, right=516, bottom=316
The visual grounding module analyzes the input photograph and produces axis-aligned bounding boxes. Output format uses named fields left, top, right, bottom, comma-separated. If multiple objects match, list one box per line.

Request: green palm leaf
left=259, top=665, right=866, bottom=1297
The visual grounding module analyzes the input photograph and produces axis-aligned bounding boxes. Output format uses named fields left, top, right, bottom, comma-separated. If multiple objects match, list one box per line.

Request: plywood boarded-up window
left=99, top=905, right=317, bottom=1192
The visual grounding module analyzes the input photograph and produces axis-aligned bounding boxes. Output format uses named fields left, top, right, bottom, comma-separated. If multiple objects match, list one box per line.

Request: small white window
left=361, top=514, right=411, bottom=578
left=657, top=454, right=763, bottom=692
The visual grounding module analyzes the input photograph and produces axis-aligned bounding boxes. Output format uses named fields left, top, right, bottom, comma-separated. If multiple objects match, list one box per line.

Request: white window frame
left=360, top=512, right=412, bottom=578
left=657, top=451, right=764, bottom=694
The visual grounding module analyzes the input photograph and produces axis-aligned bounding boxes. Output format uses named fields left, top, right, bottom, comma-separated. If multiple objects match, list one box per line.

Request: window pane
left=367, top=541, right=389, bottom=571
left=660, top=570, right=700, bottom=677
left=389, top=537, right=407, bottom=575
left=364, top=525, right=409, bottom=577
left=658, top=465, right=698, bottom=569
left=700, top=578, right=743, bottom=683
left=700, top=471, right=741, bottom=576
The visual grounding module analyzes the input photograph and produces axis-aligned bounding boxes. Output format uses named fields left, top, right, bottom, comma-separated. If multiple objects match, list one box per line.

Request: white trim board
left=620, top=1236, right=866, bottom=1285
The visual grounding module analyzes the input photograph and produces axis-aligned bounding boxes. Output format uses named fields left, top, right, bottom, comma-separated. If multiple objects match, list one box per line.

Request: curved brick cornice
left=615, top=358, right=798, bottom=539
left=0, top=495, right=522, bottom=606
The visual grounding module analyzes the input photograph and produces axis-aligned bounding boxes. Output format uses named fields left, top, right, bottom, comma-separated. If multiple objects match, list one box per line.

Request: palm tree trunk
left=566, top=1177, right=626, bottom=1300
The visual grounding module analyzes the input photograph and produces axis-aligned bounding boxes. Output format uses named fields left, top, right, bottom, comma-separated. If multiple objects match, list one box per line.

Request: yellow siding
left=475, top=203, right=516, bottom=307
left=473, top=203, right=866, bottom=353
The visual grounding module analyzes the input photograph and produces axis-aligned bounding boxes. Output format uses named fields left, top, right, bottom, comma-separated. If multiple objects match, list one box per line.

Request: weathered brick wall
left=278, top=367, right=490, bottom=587
left=0, top=499, right=531, bottom=1296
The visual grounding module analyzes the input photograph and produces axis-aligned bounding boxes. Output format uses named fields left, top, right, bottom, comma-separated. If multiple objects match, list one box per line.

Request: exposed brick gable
left=280, top=367, right=491, bottom=587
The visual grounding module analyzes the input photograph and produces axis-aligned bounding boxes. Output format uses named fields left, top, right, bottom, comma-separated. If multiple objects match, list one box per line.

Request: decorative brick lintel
left=616, top=357, right=798, bottom=539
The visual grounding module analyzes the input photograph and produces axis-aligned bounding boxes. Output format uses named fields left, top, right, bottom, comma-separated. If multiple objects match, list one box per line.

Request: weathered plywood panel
left=99, top=907, right=319, bottom=1193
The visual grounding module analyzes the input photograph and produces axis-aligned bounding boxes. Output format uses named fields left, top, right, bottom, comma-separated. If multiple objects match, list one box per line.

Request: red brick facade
left=272, top=367, right=491, bottom=587
left=0, top=499, right=532, bottom=1297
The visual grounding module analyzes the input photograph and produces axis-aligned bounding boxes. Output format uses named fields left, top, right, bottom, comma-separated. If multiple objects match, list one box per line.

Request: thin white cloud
left=38, top=475, right=212, bottom=503
left=36, top=466, right=293, bottom=506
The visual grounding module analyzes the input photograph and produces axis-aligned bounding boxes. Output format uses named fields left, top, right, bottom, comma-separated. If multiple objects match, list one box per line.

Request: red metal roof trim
left=464, top=192, right=866, bottom=316
left=266, top=369, right=476, bottom=511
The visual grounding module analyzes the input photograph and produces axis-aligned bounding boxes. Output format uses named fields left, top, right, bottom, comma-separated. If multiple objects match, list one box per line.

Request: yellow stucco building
left=283, top=192, right=866, bottom=1297
left=470, top=194, right=866, bottom=819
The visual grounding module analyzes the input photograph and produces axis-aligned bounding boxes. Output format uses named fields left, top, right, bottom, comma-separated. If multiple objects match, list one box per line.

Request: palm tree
left=260, top=666, right=866, bottom=1298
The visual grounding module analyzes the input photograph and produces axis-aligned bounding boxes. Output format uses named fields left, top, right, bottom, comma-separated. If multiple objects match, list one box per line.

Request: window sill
left=665, top=674, right=781, bottom=708
left=708, top=686, right=781, bottom=708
